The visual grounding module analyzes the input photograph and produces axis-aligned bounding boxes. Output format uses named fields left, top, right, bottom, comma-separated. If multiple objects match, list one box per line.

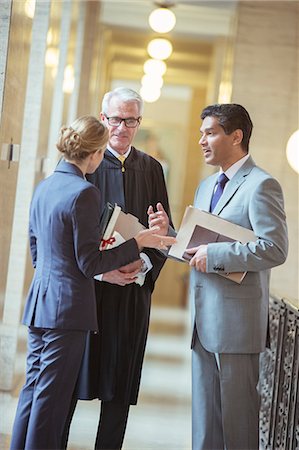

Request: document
left=99, top=202, right=145, bottom=250
left=99, top=202, right=115, bottom=238
left=168, top=206, right=256, bottom=283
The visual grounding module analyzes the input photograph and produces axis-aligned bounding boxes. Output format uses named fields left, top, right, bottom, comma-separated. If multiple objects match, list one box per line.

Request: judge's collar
left=107, top=145, right=131, bottom=159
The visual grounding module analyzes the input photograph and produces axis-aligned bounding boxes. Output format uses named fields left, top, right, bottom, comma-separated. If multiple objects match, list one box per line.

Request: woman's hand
left=147, top=202, right=169, bottom=236
left=134, top=226, right=176, bottom=251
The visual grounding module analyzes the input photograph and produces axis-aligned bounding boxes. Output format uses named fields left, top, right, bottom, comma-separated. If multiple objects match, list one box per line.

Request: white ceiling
left=100, top=0, right=237, bottom=40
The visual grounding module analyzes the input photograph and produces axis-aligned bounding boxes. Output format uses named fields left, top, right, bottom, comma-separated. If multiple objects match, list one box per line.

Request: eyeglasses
left=104, top=115, right=141, bottom=128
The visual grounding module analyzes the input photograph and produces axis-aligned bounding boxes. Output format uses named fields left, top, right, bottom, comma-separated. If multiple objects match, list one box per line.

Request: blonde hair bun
left=56, top=115, right=108, bottom=161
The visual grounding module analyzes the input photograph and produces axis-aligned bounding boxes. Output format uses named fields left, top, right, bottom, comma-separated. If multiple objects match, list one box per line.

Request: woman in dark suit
left=10, top=115, right=174, bottom=450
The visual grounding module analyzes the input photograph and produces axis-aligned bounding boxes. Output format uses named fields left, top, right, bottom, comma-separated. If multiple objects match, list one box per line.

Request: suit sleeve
left=142, top=160, right=173, bottom=291
left=72, top=186, right=140, bottom=278
left=206, top=177, right=288, bottom=273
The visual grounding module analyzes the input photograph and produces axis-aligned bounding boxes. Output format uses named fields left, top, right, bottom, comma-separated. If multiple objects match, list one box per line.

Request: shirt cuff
left=93, top=254, right=152, bottom=285
left=134, top=253, right=153, bottom=286
left=139, top=252, right=153, bottom=274
left=94, top=273, right=103, bottom=281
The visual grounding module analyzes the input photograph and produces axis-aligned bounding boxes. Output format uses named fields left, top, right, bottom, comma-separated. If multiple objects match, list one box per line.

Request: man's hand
left=185, top=245, right=208, bottom=272
left=102, top=261, right=141, bottom=286
left=119, top=259, right=142, bottom=273
left=147, top=202, right=169, bottom=236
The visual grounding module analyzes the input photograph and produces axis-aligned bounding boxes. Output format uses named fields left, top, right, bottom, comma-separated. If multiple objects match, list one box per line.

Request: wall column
left=0, top=0, right=51, bottom=390
left=45, top=0, right=72, bottom=177
left=0, top=0, right=12, bottom=122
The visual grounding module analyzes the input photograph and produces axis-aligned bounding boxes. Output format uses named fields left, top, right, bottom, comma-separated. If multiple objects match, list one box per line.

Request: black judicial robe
left=76, top=147, right=171, bottom=404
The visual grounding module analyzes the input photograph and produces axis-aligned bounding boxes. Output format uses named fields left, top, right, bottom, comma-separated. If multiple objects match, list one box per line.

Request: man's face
left=101, top=97, right=141, bottom=155
left=199, top=116, right=238, bottom=171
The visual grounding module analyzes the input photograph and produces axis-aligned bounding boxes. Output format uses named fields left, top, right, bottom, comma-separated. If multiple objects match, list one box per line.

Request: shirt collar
left=220, top=153, right=250, bottom=180
left=107, top=145, right=131, bottom=159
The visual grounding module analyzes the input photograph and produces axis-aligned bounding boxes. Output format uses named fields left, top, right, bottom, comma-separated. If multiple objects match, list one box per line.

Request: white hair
left=101, top=87, right=144, bottom=116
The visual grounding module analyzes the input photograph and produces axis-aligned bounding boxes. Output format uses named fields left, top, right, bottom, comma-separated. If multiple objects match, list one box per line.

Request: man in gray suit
left=148, top=103, right=288, bottom=450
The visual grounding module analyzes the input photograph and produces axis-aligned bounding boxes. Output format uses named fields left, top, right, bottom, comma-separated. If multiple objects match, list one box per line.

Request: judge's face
left=101, top=97, right=141, bottom=155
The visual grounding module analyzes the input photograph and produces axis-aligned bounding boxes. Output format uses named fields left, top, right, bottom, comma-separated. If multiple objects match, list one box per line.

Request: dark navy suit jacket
left=22, top=159, right=140, bottom=331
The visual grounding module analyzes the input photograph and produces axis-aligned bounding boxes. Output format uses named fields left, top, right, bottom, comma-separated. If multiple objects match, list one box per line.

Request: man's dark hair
left=200, top=103, right=253, bottom=152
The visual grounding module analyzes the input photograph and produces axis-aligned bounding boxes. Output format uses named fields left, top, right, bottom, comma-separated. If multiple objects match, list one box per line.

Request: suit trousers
left=62, top=396, right=130, bottom=450
left=10, top=327, right=87, bottom=450
left=95, top=400, right=130, bottom=449
left=192, top=330, right=260, bottom=450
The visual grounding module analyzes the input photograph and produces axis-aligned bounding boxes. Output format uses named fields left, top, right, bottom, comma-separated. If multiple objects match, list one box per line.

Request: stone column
left=0, top=0, right=12, bottom=123
left=0, top=0, right=51, bottom=391
left=67, top=1, right=87, bottom=124
left=45, top=0, right=72, bottom=177
left=77, top=0, right=102, bottom=116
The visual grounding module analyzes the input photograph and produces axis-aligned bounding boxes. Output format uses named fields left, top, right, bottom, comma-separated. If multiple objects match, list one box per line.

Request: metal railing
left=260, top=296, right=299, bottom=449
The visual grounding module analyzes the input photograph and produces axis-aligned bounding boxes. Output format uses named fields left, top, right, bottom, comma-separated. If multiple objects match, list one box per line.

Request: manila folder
left=168, top=206, right=256, bottom=284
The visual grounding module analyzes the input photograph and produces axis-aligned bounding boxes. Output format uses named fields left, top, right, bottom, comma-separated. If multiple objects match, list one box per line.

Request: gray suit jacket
left=190, top=156, right=288, bottom=354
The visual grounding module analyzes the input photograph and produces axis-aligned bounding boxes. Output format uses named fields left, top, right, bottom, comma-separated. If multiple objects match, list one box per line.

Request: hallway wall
left=230, top=1, right=299, bottom=305
left=0, top=0, right=298, bottom=395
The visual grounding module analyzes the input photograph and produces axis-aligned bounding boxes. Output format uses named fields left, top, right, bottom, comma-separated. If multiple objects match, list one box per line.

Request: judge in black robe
left=68, top=146, right=171, bottom=448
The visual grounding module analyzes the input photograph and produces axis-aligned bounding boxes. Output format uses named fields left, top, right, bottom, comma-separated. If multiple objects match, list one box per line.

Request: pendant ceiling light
left=143, top=59, right=167, bottom=77
left=141, top=74, right=164, bottom=90
left=24, top=0, right=35, bottom=18
left=147, top=38, right=173, bottom=60
left=149, top=6, right=176, bottom=33
left=63, top=65, right=75, bottom=94
left=140, top=85, right=161, bottom=103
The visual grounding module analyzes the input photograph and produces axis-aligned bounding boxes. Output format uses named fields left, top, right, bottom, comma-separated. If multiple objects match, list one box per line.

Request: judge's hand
left=185, top=245, right=207, bottom=272
left=135, top=226, right=175, bottom=251
left=102, top=266, right=140, bottom=286
left=147, top=203, right=169, bottom=236
left=119, top=259, right=142, bottom=273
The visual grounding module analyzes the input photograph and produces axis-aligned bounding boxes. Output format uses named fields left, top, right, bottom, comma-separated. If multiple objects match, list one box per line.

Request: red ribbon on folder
left=100, top=236, right=116, bottom=250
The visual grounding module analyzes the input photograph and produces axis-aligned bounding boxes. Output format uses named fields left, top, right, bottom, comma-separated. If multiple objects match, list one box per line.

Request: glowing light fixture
left=45, top=48, right=59, bottom=67
left=63, top=65, right=75, bottom=94
left=147, top=38, right=173, bottom=60
left=140, top=85, right=161, bottom=103
left=149, top=7, right=176, bottom=33
left=218, top=81, right=232, bottom=104
left=143, top=59, right=167, bottom=77
left=24, top=0, right=35, bottom=18
left=286, top=129, right=299, bottom=174
left=141, top=74, right=164, bottom=90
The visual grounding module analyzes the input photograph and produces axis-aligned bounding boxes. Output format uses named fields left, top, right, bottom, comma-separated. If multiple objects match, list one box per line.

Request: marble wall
left=231, top=1, right=299, bottom=306
left=0, top=0, right=103, bottom=390
left=0, top=0, right=32, bottom=314
left=0, top=0, right=298, bottom=391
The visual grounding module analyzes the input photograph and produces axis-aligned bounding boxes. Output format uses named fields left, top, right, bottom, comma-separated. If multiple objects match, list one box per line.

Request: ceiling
left=97, top=1, right=237, bottom=90
left=99, top=0, right=237, bottom=40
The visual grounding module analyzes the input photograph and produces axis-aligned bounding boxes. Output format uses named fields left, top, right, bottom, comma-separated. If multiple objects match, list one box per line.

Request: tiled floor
left=0, top=306, right=192, bottom=450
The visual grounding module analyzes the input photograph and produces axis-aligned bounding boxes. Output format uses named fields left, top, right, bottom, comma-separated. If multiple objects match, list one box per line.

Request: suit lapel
left=213, top=156, right=256, bottom=215
left=196, top=173, right=218, bottom=211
